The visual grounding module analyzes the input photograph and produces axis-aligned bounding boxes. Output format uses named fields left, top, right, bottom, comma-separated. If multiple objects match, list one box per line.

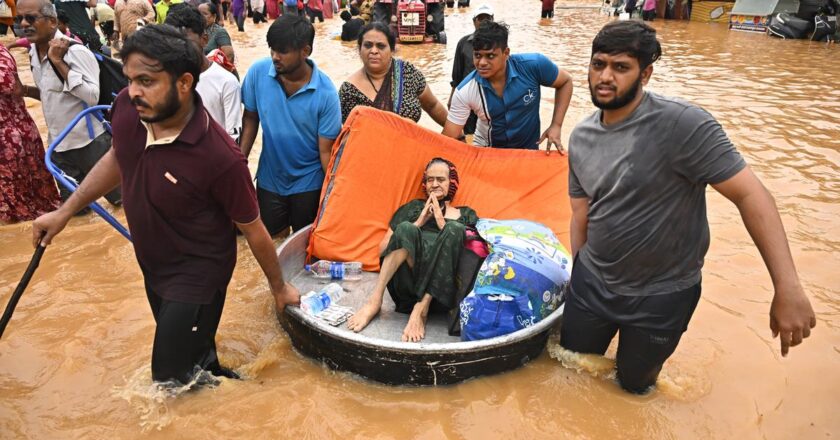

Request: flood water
left=1, top=1, right=839, bottom=438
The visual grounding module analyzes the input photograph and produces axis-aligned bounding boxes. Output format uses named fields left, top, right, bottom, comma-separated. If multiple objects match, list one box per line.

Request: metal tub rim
left=277, top=225, right=564, bottom=355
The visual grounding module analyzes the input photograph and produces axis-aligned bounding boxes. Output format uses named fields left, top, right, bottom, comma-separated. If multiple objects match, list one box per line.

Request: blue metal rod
left=45, top=105, right=132, bottom=241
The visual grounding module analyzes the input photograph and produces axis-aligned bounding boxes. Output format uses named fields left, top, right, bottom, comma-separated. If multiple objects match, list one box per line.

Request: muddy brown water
left=1, top=1, right=839, bottom=438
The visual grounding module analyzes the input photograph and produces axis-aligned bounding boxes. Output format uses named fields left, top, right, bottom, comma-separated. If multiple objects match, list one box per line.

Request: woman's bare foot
left=401, top=302, right=429, bottom=342
left=347, top=300, right=381, bottom=332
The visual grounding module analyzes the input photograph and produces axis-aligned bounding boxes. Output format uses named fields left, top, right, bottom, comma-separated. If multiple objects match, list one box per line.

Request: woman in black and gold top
left=339, top=23, right=448, bottom=125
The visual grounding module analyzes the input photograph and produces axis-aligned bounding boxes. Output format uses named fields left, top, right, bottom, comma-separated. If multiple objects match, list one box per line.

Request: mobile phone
left=12, top=24, right=25, bottom=38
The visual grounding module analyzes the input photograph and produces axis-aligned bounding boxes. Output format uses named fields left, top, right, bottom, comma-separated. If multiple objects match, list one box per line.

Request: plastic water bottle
left=305, top=260, right=363, bottom=281
left=300, top=283, right=344, bottom=316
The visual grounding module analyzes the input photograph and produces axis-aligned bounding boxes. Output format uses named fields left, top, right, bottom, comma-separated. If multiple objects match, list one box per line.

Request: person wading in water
left=32, top=24, right=301, bottom=389
left=561, top=21, right=816, bottom=394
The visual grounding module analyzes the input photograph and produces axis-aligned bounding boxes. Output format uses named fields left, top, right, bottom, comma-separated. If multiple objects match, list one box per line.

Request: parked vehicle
left=768, top=12, right=813, bottom=38
left=768, top=0, right=839, bottom=40
left=372, top=0, right=447, bottom=43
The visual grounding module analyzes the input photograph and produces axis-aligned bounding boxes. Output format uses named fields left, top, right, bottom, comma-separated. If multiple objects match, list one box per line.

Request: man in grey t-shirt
left=561, top=21, right=816, bottom=394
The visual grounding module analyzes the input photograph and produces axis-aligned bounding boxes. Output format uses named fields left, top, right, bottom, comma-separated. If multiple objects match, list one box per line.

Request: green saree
left=383, top=199, right=479, bottom=313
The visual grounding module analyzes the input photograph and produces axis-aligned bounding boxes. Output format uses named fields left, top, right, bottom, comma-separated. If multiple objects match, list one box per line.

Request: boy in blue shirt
left=240, top=15, right=342, bottom=236
left=443, top=21, right=573, bottom=152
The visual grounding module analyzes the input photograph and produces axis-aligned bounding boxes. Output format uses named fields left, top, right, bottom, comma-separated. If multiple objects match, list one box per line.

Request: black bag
left=91, top=50, right=128, bottom=106
left=48, top=42, right=127, bottom=107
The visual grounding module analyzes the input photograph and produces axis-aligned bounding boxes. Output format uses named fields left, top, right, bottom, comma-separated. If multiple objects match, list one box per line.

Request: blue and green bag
left=460, top=219, right=571, bottom=341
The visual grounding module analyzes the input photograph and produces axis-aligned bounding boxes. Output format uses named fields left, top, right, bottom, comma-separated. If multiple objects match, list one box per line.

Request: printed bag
left=474, top=219, right=570, bottom=321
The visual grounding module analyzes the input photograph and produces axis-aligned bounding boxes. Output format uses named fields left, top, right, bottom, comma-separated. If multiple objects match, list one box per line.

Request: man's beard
left=274, top=58, right=303, bottom=76
left=589, top=74, right=642, bottom=110
left=132, top=82, right=181, bottom=123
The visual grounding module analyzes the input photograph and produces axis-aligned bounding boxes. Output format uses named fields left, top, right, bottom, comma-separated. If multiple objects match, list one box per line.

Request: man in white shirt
left=18, top=0, right=121, bottom=207
left=165, top=4, right=242, bottom=141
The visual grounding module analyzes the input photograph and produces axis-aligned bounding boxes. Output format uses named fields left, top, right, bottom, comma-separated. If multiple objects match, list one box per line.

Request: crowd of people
left=0, top=0, right=816, bottom=396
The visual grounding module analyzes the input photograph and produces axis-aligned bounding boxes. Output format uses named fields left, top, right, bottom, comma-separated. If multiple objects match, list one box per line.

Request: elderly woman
left=347, top=158, right=478, bottom=342
left=339, top=23, right=448, bottom=125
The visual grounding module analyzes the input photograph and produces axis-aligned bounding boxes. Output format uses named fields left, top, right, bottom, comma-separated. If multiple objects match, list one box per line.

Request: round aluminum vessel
left=277, top=225, right=564, bottom=386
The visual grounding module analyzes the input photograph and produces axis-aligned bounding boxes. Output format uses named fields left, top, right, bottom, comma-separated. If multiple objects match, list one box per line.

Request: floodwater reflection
left=1, top=1, right=838, bottom=438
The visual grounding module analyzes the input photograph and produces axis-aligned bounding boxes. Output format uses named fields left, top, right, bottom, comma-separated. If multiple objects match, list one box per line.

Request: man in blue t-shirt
left=240, top=15, right=341, bottom=236
left=443, top=21, right=573, bottom=152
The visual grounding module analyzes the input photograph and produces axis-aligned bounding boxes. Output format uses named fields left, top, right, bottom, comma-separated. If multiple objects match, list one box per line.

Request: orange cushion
left=307, top=107, right=572, bottom=271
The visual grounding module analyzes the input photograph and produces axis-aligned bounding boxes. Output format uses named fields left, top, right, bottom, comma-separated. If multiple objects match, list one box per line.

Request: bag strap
left=45, top=40, right=83, bottom=83
left=46, top=41, right=99, bottom=141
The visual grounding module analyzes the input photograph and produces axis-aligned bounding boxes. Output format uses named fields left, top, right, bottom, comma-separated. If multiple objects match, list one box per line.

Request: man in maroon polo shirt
left=32, top=24, right=301, bottom=388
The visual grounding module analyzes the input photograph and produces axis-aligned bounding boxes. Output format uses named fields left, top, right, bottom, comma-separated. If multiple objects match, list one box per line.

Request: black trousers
left=306, top=7, right=324, bottom=22
left=52, top=132, right=121, bottom=206
left=257, top=187, right=320, bottom=236
left=146, top=284, right=229, bottom=386
left=560, top=260, right=701, bottom=394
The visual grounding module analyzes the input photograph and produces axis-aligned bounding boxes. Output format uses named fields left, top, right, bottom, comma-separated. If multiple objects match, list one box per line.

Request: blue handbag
left=460, top=292, right=536, bottom=341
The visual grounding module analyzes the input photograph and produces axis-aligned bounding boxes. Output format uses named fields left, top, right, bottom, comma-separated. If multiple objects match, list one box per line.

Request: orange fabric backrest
left=307, top=107, right=571, bottom=271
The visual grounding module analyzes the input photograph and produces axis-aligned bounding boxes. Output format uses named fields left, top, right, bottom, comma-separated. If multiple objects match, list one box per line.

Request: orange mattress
left=307, top=107, right=572, bottom=271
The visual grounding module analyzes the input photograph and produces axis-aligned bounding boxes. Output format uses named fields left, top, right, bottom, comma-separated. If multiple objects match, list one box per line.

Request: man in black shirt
left=340, top=6, right=364, bottom=42
left=54, top=0, right=102, bottom=51
left=448, top=4, right=493, bottom=137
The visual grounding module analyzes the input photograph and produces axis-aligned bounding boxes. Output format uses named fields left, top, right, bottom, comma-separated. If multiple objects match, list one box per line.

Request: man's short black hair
left=340, top=10, right=351, bottom=21
left=591, top=21, right=662, bottom=70
left=119, top=24, right=203, bottom=91
left=164, top=4, right=206, bottom=37
left=357, top=22, right=395, bottom=51
left=266, top=14, right=315, bottom=53
left=472, top=21, right=509, bottom=51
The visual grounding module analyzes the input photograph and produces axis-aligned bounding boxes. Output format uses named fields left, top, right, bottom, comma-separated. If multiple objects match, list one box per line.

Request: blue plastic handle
left=45, top=104, right=131, bottom=241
